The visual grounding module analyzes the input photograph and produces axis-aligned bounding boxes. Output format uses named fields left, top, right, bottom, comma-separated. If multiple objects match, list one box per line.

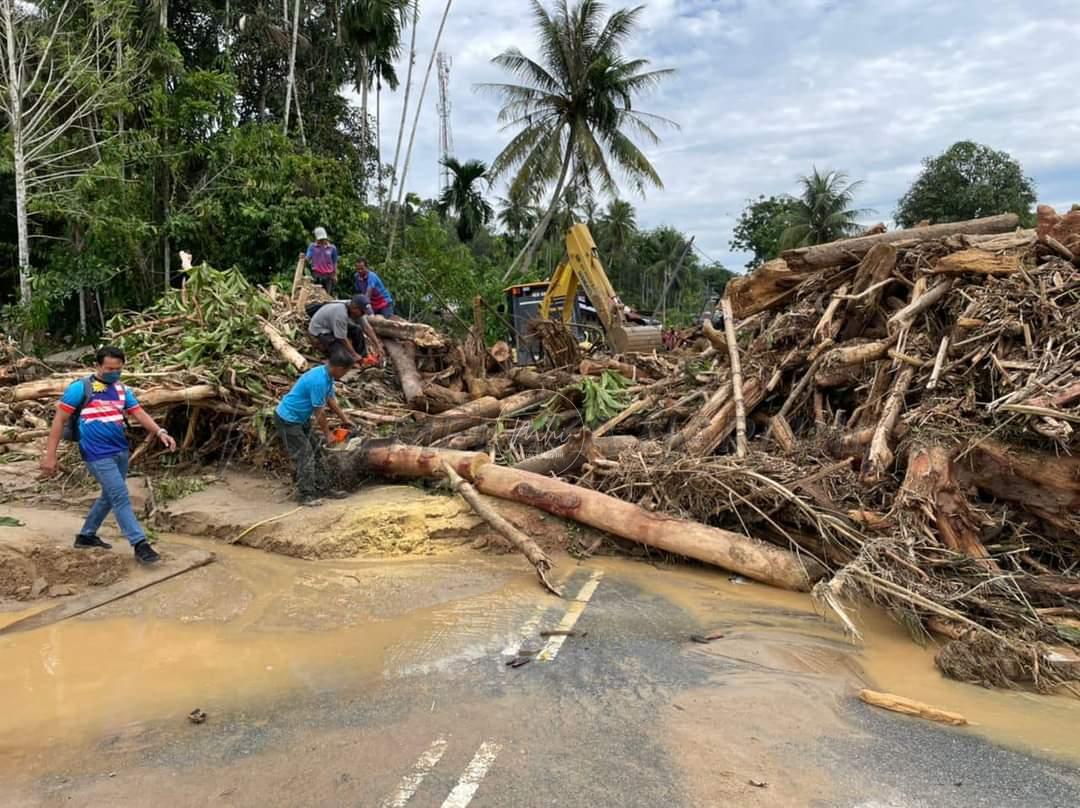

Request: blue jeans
left=82, top=452, right=146, bottom=546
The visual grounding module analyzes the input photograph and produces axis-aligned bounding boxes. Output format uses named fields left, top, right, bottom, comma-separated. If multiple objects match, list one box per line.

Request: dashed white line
left=439, top=740, right=502, bottom=808
left=380, top=736, right=449, bottom=808
left=537, top=570, right=603, bottom=662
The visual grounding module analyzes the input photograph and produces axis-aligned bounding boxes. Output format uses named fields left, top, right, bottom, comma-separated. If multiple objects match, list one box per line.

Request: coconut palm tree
left=780, top=168, right=869, bottom=249
left=480, top=0, right=676, bottom=279
left=497, top=183, right=541, bottom=241
left=437, top=158, right=494, bottom=242
left=597, top=197, right=636, bottom=285
left=341, top=0, right=409, bottom=134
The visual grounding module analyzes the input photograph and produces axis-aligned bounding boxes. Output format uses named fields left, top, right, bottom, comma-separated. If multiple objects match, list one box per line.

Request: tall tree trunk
left=3, top=0, right=30, bottom=304
left=375, top=78, right=381, bottom=201
left=386, top=0, right=453, bottom=261
left=503, top=138, right=574, bottom=281
left=384, top=0, right=419, bottom=217
left=283, top=0, right=302, bottom=135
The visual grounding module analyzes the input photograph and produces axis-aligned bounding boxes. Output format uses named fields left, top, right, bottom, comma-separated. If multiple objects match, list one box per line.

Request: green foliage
left=730, top=195, right=799, bottom=268
left=437, top=158, right=494, bottom=243
left=154, top=475, right=209, bottom=503
left=111, top=262, right=272, bottom=374
left=575, top=370, right=631, bottom=427
left=780, top=168, right=869, bottom=249
left=895, top=141, right=1037, bottom=228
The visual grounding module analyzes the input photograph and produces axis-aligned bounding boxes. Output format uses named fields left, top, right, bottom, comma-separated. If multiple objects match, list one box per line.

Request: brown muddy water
left=1, top=539, right=1077, bottom=775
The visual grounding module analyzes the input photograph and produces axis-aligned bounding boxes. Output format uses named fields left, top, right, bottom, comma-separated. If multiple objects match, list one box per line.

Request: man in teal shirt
left=274, top=349, right=354, bottom=506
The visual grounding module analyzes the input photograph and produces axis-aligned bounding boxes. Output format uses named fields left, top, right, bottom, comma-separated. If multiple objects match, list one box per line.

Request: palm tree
left=598, top=197, right=636, bottom=285
left=780, top=168, right=868, bottom=249
left=480, top=0, right=676, bottom=280
left=497, top=183, right=541, bottom=241
left=437, top=158, right=494, bottom=242
left=342, top=0, right=409, bottom=136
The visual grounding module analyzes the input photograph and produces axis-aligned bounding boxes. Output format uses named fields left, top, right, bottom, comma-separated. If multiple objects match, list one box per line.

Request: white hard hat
left=314, top=227, right=328, bottom=240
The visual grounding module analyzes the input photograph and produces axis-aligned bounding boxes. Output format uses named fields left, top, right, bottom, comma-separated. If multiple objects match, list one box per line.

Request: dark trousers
left=310, top=324, right=366, bottom=357
left=313, top=274, right=335, bottom=295
left=275, top=413, right=330, bottom=499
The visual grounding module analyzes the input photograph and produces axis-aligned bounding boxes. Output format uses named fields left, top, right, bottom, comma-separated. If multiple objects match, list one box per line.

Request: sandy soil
left=0, top=508, right=128, bottom=601
left=162, top=472, right=600, bottom=560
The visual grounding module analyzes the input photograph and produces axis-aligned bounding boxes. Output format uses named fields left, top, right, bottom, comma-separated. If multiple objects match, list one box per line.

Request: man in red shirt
left=302, top=226, right=339, bottom=295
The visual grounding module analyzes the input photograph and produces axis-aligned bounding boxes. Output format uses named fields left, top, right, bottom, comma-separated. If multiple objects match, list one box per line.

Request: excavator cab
left=505, top=224, right=663, bottom=363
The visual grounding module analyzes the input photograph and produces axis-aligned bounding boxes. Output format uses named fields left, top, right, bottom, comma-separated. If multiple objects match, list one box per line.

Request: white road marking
left=537, top=570, right=603, bottom=662
left=439, top=740, right=502, bottom=808
left=501, top=604, right=547, bottom=657
left=380, top=736, right=449, bottom=808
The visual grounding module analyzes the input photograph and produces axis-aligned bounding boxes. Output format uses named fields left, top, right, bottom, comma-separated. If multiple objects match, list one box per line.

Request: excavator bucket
left=608, top=323, right=664, bottom=354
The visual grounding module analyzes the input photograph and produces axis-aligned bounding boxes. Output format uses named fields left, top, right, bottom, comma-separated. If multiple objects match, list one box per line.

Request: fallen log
left=0, top=427, right=48, bottom=444
left=421, top=383, right=469, bottom=413
left=725, top=258, right=817, bottom=318
left=441, top=461, right=559, bottom=596
left=858, top=689, right=967, bottom=726
left=929, top=249, right=1022, bottom=276
left=367, top=315, right=446, bottom=349
left=782, top=214, right=1020, bottom=272
left=864, top=365, right=916, bottom=481
left=686, top=378, right=765, bottom=457
left=290, top=254, right=306, bottom=300
left=258, top=318, right=307, bottom=372
left=888, top=278, right=954, bottom=333
left=383, top=338, right=423, bottom=405
left=139, top=385, right=219, bottom=408
left=513, top=434, right=643, bottom=477
left=355, top=443, right=823, bottom=591
left=896, top=445, right=994, bottom=567
left=510, top=367, right=579, bottom=391
left=721, top=298, right=748, bottom=457
left=954, top=440, right=1080, bottom=530
left=416, top=389, right=552, bottom=443
left=840, top=243, right=897, bottom=339
left=580, top=357, right=654, bottom=382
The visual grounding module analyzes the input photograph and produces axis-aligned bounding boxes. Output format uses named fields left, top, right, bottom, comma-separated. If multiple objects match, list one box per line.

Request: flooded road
left=1, top=538, right=1079, bottom=807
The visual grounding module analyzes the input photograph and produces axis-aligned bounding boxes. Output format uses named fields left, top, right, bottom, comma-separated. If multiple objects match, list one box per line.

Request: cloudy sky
left=374, top=0, right=1080, bottom=271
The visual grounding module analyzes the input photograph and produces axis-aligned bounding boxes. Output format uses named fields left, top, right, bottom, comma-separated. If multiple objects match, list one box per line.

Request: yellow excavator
left=505, top=223, right=664, bottom=363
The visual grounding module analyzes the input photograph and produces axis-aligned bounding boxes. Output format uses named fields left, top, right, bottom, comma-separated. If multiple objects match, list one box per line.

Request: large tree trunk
left=4, top=2, right=30, bottom=304
left=513, top=433, right=642, bottom=477
left=896, top=445, right=994, bottom=568
left=416, top=388, right=550, bottom=443
left=383, top=338, right=423, bottom=404
left=954, top=440, right=1080, bottom=531
left=686, top=378, right=765, bottom=457
left=352, top=444, right=823, bottom=591
left=283, top=0, right=302, bottom=136
left=781, top=214, right=1020, bottom=272
left=367, top=315, right=446, bottom=348
left=386, top=0, right=453, bottom=260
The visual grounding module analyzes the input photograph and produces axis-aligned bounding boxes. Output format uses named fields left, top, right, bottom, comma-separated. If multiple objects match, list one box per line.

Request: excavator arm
left=538, top=223, right=663, bottom=354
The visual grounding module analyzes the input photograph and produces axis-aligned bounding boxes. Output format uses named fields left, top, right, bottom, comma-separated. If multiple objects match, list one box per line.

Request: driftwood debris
left=441, top=461, right=560, bottom=596
left=858, top=689, right=968, bottom=726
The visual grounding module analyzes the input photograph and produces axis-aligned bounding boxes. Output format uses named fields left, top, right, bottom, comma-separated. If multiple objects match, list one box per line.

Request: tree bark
left=3, top=0, right=30, bottom=304
left=283, top=0, right=302, bottom=136
left=509, top=367, right=580, bottom=391
left=858, top=689, right=967, bottom=726
left=840, top=243, right=897, bottom=339
left=367, top=315, right=446, bottom=348
left=864, top=365, right=916, bottom=481
left=383, top=338, right=423, bottom=405
left=781, top=214, right=1020, bottom=272
left=720, top=298, right=747, bottom=457
left=258, top=318, right=307, bottom=372
left=138, top=385, right=219, bottom=408
left=929, top=249, right=1021, bottom=275
left=441, top=461, right=559, bottom=595
left=896, top=445, right=994, bottom=568
left=355, top=443, right=823, bottom=591
left=724, top=259, right=817, bottom=318
left=421, top=382, right=469, bottom=413
left=416, top=388, right=551, bottom=443
left=686, top=378, right=764, bottom=457
left=888, top=278, right=954, bottom=333
left=513, top=433, right=641, bottom=477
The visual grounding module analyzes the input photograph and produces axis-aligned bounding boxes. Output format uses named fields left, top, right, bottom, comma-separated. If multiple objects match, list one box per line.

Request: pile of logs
left=3, top=209, right=1080, bottom=690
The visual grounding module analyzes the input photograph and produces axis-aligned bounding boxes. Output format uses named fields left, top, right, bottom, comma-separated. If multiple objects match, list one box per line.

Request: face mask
left=101, top=370, right=122, bottom=384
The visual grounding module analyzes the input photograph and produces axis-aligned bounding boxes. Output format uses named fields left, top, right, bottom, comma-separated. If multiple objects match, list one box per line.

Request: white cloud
left=371, top=0, right=1080, bottom=271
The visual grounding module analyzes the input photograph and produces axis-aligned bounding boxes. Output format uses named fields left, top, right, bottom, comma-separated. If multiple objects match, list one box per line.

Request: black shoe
left=133, top=540, right=160, bottom=564
left=74, top=533, right=112, bottom=550
left=326, top=490, right=350, bottom=500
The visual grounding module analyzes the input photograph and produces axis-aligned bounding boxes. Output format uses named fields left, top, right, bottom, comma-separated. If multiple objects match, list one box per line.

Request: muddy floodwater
left=1, top=535, right=1079, bottom=800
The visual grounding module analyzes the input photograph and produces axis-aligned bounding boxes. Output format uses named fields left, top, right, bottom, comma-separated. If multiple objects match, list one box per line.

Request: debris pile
left=3, top=208, right=1080, bottom=690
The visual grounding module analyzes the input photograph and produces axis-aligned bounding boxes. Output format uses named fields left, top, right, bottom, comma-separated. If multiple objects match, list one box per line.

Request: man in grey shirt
left=308, top=295, right=383, bottom=365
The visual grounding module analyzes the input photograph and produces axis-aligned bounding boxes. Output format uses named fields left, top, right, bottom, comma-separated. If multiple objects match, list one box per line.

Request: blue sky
left=372, top=0, right=1080, bottom=271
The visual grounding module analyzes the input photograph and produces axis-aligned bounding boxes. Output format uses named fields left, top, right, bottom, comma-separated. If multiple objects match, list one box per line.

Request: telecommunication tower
left=437, top=52, right=454, bottom=194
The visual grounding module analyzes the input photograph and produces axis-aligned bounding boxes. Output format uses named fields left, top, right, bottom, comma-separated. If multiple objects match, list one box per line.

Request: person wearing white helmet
left=301, top=226, right=339, bottom=295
